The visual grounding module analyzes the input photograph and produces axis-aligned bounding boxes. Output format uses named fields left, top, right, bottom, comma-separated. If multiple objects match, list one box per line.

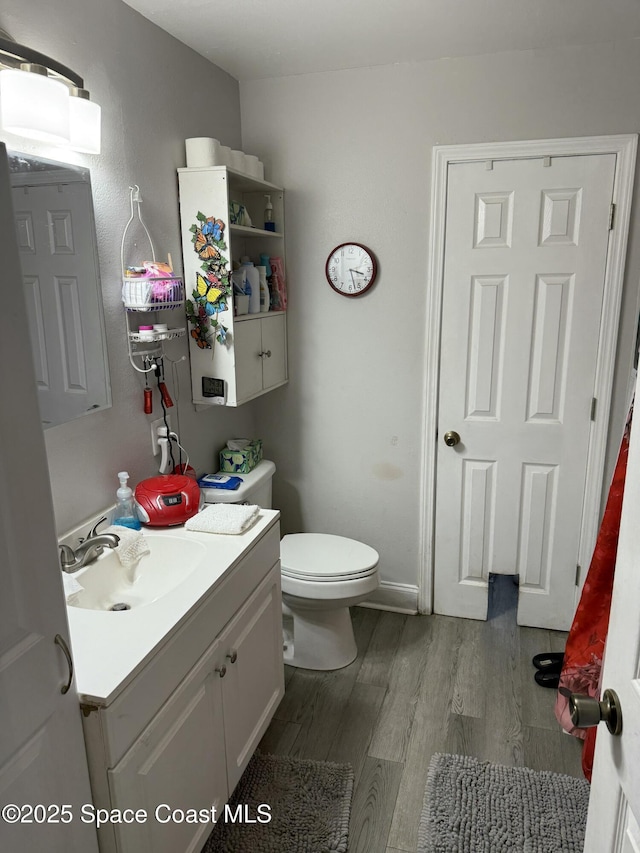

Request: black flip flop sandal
left=534, top=669, right=561, bottom=688
left=532, top=652, right=564, bottom=671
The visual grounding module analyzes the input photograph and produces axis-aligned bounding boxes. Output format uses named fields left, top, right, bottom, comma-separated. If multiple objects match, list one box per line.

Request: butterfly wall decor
left=186, top=213, right=231, bottom=348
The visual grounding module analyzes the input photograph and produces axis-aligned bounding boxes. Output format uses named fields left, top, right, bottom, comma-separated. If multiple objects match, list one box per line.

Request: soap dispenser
left=264, top=195, right=276, bottom=232
left=113, top=471, right=142, bottom=530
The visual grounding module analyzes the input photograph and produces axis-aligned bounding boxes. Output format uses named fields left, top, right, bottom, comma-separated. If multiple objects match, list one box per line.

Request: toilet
left=202, top=460, right=379, bottom=670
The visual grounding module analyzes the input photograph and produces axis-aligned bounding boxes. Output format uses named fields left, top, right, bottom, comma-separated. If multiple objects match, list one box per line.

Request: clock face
left=325, top=243, right=377, bottom=297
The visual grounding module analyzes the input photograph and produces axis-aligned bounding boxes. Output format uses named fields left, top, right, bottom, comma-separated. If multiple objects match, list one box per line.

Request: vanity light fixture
left=0, top=29, right=101, bottom=154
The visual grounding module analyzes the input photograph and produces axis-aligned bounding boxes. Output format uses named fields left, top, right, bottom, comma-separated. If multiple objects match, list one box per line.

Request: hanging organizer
left=121, top=185, right=186, bottom=374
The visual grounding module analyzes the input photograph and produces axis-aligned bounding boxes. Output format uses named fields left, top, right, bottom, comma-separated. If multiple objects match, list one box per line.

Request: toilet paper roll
left=244, top=154, right=260, bottom=178
left=218, top=145, right=232, bottom=166
left=185, top=137, right=220, bottom=167
left=230, top=149, right=247, bottom=172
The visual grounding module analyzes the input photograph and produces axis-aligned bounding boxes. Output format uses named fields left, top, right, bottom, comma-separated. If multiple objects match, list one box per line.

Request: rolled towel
left=185, top=504, right=259, bottom=535
left=104, top=524, right=151, bottom=569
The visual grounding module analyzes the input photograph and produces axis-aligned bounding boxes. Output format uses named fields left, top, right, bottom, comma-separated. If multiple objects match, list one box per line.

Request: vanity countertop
left=66, top=510, right=280, bottom=707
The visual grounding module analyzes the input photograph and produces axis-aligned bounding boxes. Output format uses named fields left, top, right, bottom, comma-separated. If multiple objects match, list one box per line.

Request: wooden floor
left=259, top=576, right=583, bottom=853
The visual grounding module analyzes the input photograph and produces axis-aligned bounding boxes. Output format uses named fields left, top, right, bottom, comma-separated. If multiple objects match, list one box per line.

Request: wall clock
left=325, top=242, right=377, bottom=297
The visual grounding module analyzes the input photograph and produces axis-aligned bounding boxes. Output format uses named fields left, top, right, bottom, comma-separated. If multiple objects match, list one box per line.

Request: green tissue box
left=219, top=439, right=263, bottom=474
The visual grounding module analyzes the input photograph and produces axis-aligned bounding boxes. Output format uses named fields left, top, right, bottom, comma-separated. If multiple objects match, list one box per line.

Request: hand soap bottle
left=264, top=195, right=276, bottom=232
left=113, top=471, right=142, bottom=530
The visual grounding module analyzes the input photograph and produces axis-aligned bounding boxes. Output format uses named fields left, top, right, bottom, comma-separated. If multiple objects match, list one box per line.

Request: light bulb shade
left=69, top=95, right=101, bottom=154
left=0, top=68, right=69, bottom=142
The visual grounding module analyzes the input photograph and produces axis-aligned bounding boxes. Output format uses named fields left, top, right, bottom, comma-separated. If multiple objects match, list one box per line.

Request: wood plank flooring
left=259, top=576, right=582, bottom=853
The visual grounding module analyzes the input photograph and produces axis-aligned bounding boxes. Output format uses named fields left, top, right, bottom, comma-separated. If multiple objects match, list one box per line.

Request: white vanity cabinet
left=79, top=520, right=284, bottom=853
left=177, top=166, right=288, bottom=407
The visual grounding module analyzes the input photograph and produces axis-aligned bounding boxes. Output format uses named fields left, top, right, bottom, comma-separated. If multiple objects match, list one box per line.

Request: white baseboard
left=359, top=580, right=419, bottom=614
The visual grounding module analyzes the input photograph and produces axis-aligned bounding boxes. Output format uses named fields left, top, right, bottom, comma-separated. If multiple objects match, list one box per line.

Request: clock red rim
left=325, top=242, right=377, bottom=297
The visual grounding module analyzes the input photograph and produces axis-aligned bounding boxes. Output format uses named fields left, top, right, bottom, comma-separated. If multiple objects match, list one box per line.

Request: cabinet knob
left=215, top=664, right=227, bottom=678
left=258, top=350, right=272, bottom=359
left=226, top=649, right=238, bottom=664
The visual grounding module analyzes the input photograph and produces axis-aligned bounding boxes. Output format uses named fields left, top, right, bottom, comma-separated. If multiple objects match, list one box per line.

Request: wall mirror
left=8, top=150, right=111, bottom=428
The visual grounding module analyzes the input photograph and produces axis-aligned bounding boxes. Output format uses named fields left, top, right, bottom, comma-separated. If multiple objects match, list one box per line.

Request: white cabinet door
left=233, top=319, right=263, bottom=403
left=261, top=314, right=287, bottom=392
left=219, top=565, right=284, bottom=792
left=108, top=641, right=227, bottom=853
left=234, top=315, right=288, bottom=404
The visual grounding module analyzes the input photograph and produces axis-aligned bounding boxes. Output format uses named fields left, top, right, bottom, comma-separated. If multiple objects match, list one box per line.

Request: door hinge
left=590, top=397, right=597, bottom=421
left=575, top=564, right=581, bottom=586
left=609, top=203, right=616, bottom=230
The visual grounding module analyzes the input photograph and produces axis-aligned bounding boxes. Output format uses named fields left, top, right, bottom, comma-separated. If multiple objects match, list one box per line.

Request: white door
left=12, top=177, right=106, bottom=426
left=584, top=376, right=640, bottom=850
left=0, top=145, right=98, bottom=853
left=435, top=154, right=616, bottom=630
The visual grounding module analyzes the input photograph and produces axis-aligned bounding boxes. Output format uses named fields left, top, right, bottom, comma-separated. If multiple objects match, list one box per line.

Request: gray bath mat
left=418, top=753, right=590, bottom=853
left=203, top=751, right=354, bottom=853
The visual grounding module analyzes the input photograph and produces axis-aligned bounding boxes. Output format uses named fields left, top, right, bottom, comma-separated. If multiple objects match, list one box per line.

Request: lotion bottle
left=257, top=265, right=270, bottom=312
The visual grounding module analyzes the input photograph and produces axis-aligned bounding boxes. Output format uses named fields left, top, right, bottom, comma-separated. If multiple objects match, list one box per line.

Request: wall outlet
left=151, top=416, right=170, bottom=455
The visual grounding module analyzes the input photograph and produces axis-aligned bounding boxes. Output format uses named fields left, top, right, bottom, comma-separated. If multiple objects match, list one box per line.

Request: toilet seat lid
left=280, top=533, right=379, bottom=581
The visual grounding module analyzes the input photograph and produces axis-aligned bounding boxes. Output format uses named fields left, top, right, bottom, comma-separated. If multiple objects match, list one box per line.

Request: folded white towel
left=63, top=573, right=83, bottom=602
left=185, top=504, right=260, bottom=535
left=104, top=524, right=151, bottom=569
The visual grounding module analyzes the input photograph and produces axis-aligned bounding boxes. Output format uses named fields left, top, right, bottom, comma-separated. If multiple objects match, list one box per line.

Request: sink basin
left=67, top=533, right=207, bottom=611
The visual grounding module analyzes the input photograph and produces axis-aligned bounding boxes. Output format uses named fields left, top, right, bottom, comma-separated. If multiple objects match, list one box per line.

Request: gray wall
left=1, top=0, right=256, bottom=534
left=2, top=1, right=639, bottom=598
left=241, top=39, right=640, bottom=592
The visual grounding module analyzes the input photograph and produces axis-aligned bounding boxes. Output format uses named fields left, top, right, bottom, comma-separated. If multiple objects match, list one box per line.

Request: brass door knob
left=443, top=431, right=461, bottom=447
left=569, top=689, right=622, bottom=736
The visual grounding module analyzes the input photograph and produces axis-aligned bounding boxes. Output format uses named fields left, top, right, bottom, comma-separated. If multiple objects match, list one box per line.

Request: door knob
left=569, top=689, right=622, bottom=736
left=443, top=431, right=461, bottom=447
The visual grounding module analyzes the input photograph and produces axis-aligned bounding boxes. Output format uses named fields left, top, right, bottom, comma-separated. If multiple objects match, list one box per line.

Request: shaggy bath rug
left=418, top=753, right=590, bottom=853
left=202, top=752, right=354, bottom=853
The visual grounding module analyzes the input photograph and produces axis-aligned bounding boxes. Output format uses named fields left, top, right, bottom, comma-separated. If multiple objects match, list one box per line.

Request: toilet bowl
left=281, top=533, right=379, bottom=670
left=202, top=460, right=380, bottom=670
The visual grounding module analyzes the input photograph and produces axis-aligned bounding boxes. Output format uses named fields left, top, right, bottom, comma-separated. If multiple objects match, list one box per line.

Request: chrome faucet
left=59, top=517, right=120, bottom=573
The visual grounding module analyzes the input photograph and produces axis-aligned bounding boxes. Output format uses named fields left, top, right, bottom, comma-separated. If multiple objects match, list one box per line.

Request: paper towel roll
left=185, top=137, right=220, bottom=167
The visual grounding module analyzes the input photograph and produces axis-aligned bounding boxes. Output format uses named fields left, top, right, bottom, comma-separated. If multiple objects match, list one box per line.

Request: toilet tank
left=201, top=459, right=276, bottom=508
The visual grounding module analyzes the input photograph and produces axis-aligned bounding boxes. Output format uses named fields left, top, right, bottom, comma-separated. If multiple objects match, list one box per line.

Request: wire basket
left=122, top=275, right=184, bottom=311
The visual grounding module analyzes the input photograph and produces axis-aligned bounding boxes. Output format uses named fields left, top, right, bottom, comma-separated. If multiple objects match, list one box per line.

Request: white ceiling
left=124, top=0, right=640, bottom=82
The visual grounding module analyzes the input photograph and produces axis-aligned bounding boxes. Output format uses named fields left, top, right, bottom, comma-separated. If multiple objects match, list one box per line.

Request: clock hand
left=349, top=268, right=366, bottom=275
